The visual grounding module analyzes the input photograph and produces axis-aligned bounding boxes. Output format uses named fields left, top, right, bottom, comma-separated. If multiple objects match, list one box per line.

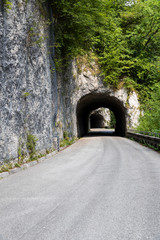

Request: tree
left=136, top=83, right=160, bottom=133
left=49, top=0, right=160, bottom=131
left=98, top=0, right=160, bottom=90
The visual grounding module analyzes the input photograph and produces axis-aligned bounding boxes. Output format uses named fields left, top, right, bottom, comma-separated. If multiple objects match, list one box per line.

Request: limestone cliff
left=0, top=0, right=57, bottom=162
left=0, top=1, right=140, bottom=163
left=57, top=59, right=140, bottom=138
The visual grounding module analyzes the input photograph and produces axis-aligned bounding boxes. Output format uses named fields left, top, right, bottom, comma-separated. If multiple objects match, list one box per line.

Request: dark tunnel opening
left=76, top=93, right=127, bottom=137
left=90, top=112, right=105, bottom=128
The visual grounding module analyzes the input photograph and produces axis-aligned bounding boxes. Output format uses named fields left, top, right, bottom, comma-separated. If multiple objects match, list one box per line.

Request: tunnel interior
left=90, top=112, right=105, bottom=128
left=76, top=93, right=127, bottom=137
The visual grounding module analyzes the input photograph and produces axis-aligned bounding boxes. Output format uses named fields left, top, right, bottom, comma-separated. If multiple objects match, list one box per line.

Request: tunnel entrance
left=76, top=93, right=127, bottom=137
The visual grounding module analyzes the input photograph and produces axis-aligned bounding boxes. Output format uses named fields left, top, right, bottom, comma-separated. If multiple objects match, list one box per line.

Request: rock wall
left=90, top=108, right=111, bottom=128
left=0, top=0, right=57, bottom=163
left=57, top=59, right=140, bottom=137
left=0, top=2, right=141, bottom=163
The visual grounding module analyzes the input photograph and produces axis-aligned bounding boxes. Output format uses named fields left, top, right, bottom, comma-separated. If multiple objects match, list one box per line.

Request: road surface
left=0, top=136, right=160, bottom=240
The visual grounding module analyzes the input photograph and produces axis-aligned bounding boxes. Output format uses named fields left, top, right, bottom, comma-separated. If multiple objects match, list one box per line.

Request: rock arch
left=76, top=92, right=127, bottom=137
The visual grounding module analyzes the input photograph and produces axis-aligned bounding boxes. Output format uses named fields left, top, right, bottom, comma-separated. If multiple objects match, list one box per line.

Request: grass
left=0, top=148, right=55, bottom=175
left=60, top=137, right=77, bottom=148
left=0, top=136, right=78, bottom=176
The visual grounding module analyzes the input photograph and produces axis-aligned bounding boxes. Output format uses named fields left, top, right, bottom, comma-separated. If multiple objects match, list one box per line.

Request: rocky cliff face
left=0, top=1, right=140, bottom=163
left=0, top=0, right=57, bottom=162
left=57, top=59, right=140, bottom=138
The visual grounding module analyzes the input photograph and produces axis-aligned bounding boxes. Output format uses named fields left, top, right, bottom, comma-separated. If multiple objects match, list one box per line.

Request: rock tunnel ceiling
left=76, top=93, right=127, bottom=137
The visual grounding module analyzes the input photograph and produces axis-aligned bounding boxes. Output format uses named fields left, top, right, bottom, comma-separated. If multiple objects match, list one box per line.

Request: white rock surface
left=0, top=5, right=141, bottom=163
left=58, top=60, right=140, bottom=137
left=0, top=0, right=56, bottom=162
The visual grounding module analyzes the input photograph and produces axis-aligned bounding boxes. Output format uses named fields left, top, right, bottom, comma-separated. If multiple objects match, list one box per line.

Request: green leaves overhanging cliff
left=47, top=0, right=160, bottom=133
left=50, top=0, right=159, bottom=95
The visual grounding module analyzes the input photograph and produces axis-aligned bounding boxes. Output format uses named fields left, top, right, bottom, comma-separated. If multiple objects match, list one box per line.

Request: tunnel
left=76, top=93, right=127, bottom=137
left=90, top=112, right=105, bottom=128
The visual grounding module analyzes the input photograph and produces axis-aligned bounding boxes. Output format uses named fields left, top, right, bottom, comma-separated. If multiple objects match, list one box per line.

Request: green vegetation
left=22, top=92, right=30, bottom=98
left=0, top=164, right=9, bottom=173
left=50, top=0, right=159, bottom=91
left=15, top=163, right=21, bottom=168
left=128, top=136, right=160, bottom=152
left=18, top=137, right=25, bottom=164
left=109, top=111, right=116, bottom=128
left=0, top=136, right=56, bottom=175
left=26, top=24, right=46, bottom=48
left=143, top=143, right=160, bottom=152
left=136, top=83, right=160, bottom=133
left=48, top=0, right=159, bottom=132
left=26, top=132, right=38, bottom=160
left=3, top=0, right=12, bottom=11
left=60, top=131, right=77, bottom=147
left=0, top=162, right=16, bottom=173
left=17, top=133, right=38, bottom=164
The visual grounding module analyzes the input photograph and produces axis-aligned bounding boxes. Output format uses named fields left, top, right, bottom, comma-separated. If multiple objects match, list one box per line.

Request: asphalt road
left=0, top=135, right=160, bottom=240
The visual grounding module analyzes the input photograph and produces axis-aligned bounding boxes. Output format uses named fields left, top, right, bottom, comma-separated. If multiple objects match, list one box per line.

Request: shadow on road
left=85, top=128, right=116, bottom=137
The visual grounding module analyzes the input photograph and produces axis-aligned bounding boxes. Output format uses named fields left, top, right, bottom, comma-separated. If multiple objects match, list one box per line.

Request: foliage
left=0, top=165, right=9, bottom=172
left=98, top=0, right=160, bottom=91
left=0, top=162, right=13, bottom=173
left=26, top=24, right=47, bottom=48
left=49, top=0, right=159, bottom=94
left=136, top=83, right=160, bottom=133
left=50, top=0, right=108, bottom=59
left=128, top=136, right=160, bottom=152
left=63, top=131, right=69, bottom=140
left=46, top=0, right=160, bottom=130
left=0, top=138, right=56, bottom=175
left=60, top=131, right=77, bottom=147
left=109, top=111, right=116, bottom=128
left=18, top=137, right=27, bottom=164
left=22, top=92, right=30, bottom=97
left=26, top=132, right=38, bottom=159
left=15, top=163, right=21, bottom=168
left=3, top=0, right=12, bottom=11
left=60, top=138, right=76, bottom=148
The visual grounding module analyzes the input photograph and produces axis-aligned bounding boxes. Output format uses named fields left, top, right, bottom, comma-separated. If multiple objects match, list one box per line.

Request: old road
left=0, top=135, right=160, bottom=240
